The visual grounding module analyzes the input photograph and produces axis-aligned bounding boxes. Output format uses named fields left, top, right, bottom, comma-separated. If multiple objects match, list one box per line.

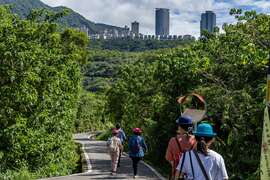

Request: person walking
left=116, top=123, right=126, bottom=167
left=107, top=128, right=123, bottom=176
left=166, top=116, right=196, bottom=179
left=175, top=123, right=228, bottom=180
left=128, top=128, right=147, bottom=179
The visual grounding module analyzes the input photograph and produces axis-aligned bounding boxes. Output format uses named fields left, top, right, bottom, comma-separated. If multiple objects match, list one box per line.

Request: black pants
left=131, top=157, right=142, bottom=176
left=117, top=149, right=122, bottom=167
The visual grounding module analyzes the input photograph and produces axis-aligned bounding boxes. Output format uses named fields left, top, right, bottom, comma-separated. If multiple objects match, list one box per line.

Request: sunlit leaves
left=0, top=6, right=88, bottom=177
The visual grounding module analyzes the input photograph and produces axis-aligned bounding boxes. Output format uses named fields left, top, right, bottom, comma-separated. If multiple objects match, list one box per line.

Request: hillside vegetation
left=89, top=38, right=195, bottom=52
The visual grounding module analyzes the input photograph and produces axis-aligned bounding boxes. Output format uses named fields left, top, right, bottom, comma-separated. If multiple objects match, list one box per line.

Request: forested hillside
left=89, top=38, right=195, bottom=52
left=106, top=10, right=269, bottom=179
left=82, top=50, right=141, bottom=92
left=0, top=0, right=125, bottom=34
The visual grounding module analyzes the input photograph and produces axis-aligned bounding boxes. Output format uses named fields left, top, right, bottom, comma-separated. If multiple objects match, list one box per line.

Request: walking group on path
left=107, top=124, right=147, bottom=179
left=107, top=115, right=228, bottom=180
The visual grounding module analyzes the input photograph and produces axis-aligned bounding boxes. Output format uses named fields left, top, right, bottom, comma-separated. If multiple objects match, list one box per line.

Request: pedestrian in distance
left=116, top=123, right=126, bottom=167
left=166, top=115, right=196, bottom=180
left=128, top=127, right=147, bottom=179
left=175, top=123, right=228, bottom=180
left=107, top=128, right=123, bottom=176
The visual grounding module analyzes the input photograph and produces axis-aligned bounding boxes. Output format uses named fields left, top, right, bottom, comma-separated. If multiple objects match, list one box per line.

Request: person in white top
left=175, top=123, right=228, bottom=180
left=107, top=128, right=123, bottom=176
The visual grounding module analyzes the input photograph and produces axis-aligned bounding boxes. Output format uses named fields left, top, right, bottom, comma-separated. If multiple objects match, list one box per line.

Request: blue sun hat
left=176, top=115, right=193, bottom=125
left=193, top=123, right=216, bottom=137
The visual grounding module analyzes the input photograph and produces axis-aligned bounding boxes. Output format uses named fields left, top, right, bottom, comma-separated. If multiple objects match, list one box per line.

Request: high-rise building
left=123, top=25, right=130, bottom=36
left=155, top=8, right=170, bottom=36
left=131, top=21, right=139, bottom=35
left=200, top=11, right=216, bottom=35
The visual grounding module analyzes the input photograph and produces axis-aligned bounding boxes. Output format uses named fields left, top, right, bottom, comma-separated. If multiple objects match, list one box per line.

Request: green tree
left=0, top=7, right=88, bottom=178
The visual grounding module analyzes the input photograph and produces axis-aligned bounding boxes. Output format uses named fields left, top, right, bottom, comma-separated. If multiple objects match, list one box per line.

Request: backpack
left=131, top=136, right=141, bottom=154
left=108, top=137, right=119, bottom=152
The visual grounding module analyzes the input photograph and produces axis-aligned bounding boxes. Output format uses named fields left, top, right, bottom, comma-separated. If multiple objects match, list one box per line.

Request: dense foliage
left=83, top=50, right=140, bottom=92
left=75, top=92, right=113, bottom=132
left=0, top=7, right=88, bottom=178
left=107, top=10, right=270, bottom=179
left=89, top=38, right=195, bottom=52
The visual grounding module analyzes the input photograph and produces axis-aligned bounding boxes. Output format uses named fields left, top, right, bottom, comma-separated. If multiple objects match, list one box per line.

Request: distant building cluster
left=77, top=9, right=216, bottom=40
left=77, top=26, right=90, bottom=37
left=90, top=33, right=195, bottom=41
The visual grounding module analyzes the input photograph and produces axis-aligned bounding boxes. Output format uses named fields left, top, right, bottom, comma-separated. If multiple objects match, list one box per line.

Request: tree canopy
left=0, top=7, right=88, bottom=178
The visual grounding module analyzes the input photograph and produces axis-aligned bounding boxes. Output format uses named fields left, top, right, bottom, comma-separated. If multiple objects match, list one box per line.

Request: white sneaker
left=133, top=175, right=137, bottom=179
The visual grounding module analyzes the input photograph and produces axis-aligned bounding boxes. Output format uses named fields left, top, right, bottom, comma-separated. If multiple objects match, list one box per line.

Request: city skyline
left=41, top=0, right=270, bottom=37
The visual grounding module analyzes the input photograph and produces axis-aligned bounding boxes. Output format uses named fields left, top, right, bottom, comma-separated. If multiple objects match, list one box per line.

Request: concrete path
left=42, top=133, right=165, bottom=180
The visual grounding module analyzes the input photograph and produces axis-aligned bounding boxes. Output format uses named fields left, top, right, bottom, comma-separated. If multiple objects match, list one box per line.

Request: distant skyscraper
left=123, top=25, right=130, bottom=36
left=131, top=21, right=139, bottom=35
left=200, top=11, right=216, bottom=36
left=155, top=8, right=170, bottom=36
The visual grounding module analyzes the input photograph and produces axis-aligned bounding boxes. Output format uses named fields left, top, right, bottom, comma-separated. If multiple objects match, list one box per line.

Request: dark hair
left=195, top=136, right=213, bottom=156
left=133, top=131, right=141, bottom=136
left=116, top=124, right=120, bottom=129
left=179, top=124, right=193, bottom=132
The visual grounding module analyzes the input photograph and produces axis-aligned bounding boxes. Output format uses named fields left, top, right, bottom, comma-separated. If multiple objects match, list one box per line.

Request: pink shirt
left=166, top=134, right=196, bottom=168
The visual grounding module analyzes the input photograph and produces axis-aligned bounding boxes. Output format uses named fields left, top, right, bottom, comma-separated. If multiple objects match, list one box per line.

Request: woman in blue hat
left=174, top=123, right=228, bottom=180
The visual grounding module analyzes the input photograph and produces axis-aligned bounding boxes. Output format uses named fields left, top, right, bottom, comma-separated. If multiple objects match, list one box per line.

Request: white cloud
left=232, top=0, right=256, bottom=6
left=232, top=0, right=270, bottom=11
left=254, top=1, right=270, bottom=10
left=40, top=0, right=266, bottom=37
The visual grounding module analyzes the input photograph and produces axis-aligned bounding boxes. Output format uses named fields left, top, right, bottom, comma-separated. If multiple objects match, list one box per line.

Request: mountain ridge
left=0, top=0, right=125, bottom=34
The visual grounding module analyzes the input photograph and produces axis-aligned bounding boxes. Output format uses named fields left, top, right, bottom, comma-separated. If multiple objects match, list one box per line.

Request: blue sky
left=41, top=0, right=270, bottom=37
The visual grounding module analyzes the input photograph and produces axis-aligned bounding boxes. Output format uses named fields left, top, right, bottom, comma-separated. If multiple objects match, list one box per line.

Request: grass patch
left=0, top=168, right=34, bottom=180
left=73, top=143, right=83, bottom=174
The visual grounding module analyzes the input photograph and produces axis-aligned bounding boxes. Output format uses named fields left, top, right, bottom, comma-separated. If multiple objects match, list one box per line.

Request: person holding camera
left=165, top=116, right=196, bottom=180
left=175, top=123, right=228, bottom=180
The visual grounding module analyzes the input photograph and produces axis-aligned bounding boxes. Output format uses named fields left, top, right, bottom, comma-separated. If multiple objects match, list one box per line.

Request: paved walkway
left=42, top=133, right=165, bottom=180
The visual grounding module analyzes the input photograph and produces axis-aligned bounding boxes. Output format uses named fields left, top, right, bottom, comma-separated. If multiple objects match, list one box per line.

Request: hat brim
left=178, top=122, right=193, bottom=125
left=193, top=132, right=216, bottom=137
